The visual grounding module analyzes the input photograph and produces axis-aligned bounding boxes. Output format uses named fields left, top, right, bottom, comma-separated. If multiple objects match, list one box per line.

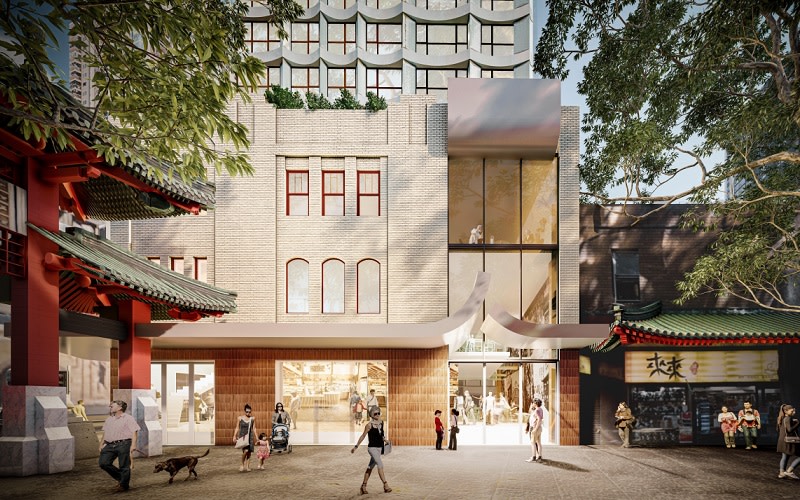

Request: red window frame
left=287, top=170, right=309, bottom=216
left=194, top=257, right=208, bottom=282
left=357, top=171, right=380, bottom=216
left=323, top=171, right=345, bottom=216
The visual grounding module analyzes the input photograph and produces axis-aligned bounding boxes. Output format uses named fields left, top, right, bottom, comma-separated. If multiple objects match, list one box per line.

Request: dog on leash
left=153, top=449, right=210, bottom=483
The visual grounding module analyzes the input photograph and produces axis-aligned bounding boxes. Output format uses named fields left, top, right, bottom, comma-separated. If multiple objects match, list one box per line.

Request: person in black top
left=351, top=407, right=392, bottom=495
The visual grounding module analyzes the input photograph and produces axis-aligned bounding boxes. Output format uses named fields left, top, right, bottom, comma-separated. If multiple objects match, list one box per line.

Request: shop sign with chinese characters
left=625, top=350, right=778, bottom=383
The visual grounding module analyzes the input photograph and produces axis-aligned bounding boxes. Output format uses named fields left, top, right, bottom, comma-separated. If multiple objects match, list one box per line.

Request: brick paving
left=0, top=444, right=797, bottom=499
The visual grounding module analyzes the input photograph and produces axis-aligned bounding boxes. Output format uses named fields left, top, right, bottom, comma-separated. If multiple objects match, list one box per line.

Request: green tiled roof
left=30, top=223, right=236, bottom=320
left=53, top=85, right=216, bottom=219
left=593, top=302, right=800, bottom=352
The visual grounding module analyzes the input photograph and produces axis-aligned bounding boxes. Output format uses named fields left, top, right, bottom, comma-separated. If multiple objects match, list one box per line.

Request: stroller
left=270, top=422, right=293, bottom=454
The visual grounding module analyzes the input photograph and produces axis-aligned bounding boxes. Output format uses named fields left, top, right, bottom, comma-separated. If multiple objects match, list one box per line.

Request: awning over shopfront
left=138, top=272, right=492, bottom=349
left=29, top=223, right=237, bottom=323
left=594, top=301, right=800, bottom=352
left=481, top=304, right=610, bottom=349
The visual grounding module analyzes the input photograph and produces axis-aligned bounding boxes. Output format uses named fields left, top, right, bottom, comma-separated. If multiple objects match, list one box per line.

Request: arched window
left=287, top=259, right=309, bottom=313
left=322, top=259, right=345, bottom=313
left=357, top=259, right=380, bottom=313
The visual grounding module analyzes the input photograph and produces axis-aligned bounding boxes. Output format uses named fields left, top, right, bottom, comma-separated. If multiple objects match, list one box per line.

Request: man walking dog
left=99, top=400, right=140, bottom=492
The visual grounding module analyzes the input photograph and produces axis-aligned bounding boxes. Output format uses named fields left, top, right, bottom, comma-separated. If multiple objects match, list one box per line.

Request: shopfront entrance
left=151, top=362, right=215, bottom=445
left=276, top=360, right=388, bottom=445
left=449, top=361, right=558, bottom=445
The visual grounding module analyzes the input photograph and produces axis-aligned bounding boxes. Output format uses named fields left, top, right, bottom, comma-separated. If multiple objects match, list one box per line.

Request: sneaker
left=751, top=444, right=757, bottom=449
left=745, top=446, right=751, bottom=450
left=786, top=471, right=799, bottom=480
left=535, top=456, right=542, bottom=462
left=525, top=457, right=534, bottom=462
left=778, top=471, right=787, bottom=478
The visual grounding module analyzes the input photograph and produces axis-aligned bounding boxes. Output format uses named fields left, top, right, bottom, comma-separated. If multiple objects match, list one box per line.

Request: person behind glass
left=448, top=408, right=459, bottom=450
left=463, top=389, right=475, bottom=424
left=233, top=403, right=256, bottom=472
left=351, top=407, right=392, bottom=495
left=255, top=432, right=270, bottom=470
left=98, top=400, right=140, bottom=493
left=717, top=406, right=738, bottom=449
left=738, top=400, right=761, bottom=450
left=777, top=404, right=800, bottom=479
left=615, top=401, right=635, bottom=448
left=455, top=392, right=466, bottom=424
left=434, top=410, right=445, bottom=450
left=526, top=399, right=544, bottom=462
left=289, top=392, right=301, bottom=430
left=366, top=389, right=379, bottom=416
left=272, top=402, right=292, bottom=427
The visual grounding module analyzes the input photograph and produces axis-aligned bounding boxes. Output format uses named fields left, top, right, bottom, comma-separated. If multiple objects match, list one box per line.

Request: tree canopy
left=0, top=0, right=303, bottom=180
left=534, top=0, right=800, bottom=311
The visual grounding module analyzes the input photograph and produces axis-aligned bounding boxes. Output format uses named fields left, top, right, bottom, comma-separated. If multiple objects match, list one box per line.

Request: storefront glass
left=152, top=362, right=215, bottom=445
left=276, top=360, right=388, bottom=444
left=449, top=361, right=557, bottom=445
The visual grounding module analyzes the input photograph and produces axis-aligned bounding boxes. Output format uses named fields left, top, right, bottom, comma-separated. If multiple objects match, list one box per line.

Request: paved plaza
left=1, top=444, right=798, bottom=499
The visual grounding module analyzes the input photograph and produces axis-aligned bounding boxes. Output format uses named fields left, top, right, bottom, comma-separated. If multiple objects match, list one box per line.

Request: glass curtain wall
left=276, top=360, right=388, bottom=444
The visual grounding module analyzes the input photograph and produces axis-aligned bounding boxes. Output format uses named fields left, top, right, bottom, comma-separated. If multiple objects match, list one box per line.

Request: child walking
left=256, top=432, right=270, bottom=469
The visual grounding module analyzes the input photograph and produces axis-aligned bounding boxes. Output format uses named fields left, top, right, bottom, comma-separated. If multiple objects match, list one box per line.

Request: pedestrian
left=255, top=432, right=270, bottom=469
left=434, top=410, right=445, bottom=450
left=777, top=404, right=800, bottom=479
left=351, top=391, right=364, bottom=425
left=366, top=389, right=379, bottom=416
left=738, top=400, right=761, bottom=450
left=448, top=408, right=459, bottom=450
left=615, top=401, right=635, bottom=448
left=272, top=402, right=292, bottom=427
left=717, top=406, right=738, bottom=448
left=483, top=391, right=495, bottom=425
left=289, top=393, right=301, bottom=429
left=526, top=398, right=544, bottom=462
left=98, top=400, right=140, bottom=493
left=233, top=403, right=256, bottom=472
left=351, top=407, right=392, bottom=495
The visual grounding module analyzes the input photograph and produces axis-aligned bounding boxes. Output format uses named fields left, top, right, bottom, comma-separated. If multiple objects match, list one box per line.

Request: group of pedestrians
left=232, top=402, right=292, bottom=472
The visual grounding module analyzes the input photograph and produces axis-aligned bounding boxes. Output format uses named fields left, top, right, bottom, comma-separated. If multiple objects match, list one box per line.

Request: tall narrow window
left=322, top=259, right=345, bottom=313
left=170, top=257, right=185, bottom=274
left=194, top=257, right=208, bottom=283
left=357, top=171, right=380, bottom=216
left=287, top=171, right=309, bottom=216
left=287, top=259, right=309, bottom=313
left=612, top=251, right=641, bottom=302
left=323, top=171, right=345, bottom=216
left=148, top=256, right=161, bottom=266
left=358, top=259, right=380, bottom=313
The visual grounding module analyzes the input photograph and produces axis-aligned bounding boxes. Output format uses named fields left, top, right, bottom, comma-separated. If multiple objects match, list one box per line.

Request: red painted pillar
left=117, top=300, right=152, bottom=389
left=10, top=159, right=60, bottom=386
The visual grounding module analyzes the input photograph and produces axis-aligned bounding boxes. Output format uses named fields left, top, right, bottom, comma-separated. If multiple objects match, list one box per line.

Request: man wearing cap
left=99, top=400, right=140, bottom=492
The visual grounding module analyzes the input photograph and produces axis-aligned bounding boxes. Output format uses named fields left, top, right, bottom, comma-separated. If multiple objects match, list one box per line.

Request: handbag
left=785, top=435, right=800, bottom=444
left=383, top=440, right=392, bottom=455
left=234, top=418, right=252, bottom=449
left=454, top=426, right=460, bottom=434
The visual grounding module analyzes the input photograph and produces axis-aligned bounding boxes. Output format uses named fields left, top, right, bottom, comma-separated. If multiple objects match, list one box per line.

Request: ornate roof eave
left=30, top=223, right=237, bottom=321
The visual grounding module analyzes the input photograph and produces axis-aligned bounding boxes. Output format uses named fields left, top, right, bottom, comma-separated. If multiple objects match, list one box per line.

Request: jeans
left=435, top=430, right=443, bottom=450
left=780, top=453, right=800, bottom=472
left=99, top=440, right=133, bottom=490
left=448, top=428, right=457, bottom=450
left=742, top=426, right=758, bottom=448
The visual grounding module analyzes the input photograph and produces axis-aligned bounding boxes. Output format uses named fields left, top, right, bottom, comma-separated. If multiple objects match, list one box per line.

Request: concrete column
left=0, top=385, right=74, bottom=476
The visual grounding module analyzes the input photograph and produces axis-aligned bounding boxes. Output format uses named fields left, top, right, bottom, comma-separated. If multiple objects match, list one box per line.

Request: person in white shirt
left=98, top=400, right=140, bottom=492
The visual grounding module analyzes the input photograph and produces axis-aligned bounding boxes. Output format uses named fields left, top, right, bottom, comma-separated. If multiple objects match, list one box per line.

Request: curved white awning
left=481, top=304, right=609, bottom=350
left=137, top=272, right=489, bottom=350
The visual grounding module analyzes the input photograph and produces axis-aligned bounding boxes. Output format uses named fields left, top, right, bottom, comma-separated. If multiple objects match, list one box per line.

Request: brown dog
left=153, top=449, right=210, bottom=483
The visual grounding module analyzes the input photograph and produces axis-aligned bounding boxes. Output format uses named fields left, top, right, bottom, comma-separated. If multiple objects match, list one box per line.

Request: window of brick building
left=358, top=259, right=380, bottom=313
left=357, top=171, right=380, bottom=216
left=194, top=257, right=208, bottom=283
left=322, top=259, right=345, bottom=313
left=323, top=171, right=345, bottom=216
left=148, top=256, right=161, bottom=266
left=287, top=171, right=309, bottom=216
left=287, top=259, right=309, bottom=313
left=612, top=250, right=641, bottom=302
left=170, top=257, right=184, bottom=274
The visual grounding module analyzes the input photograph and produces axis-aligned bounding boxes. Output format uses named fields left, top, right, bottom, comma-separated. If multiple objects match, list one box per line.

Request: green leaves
left=536, top=0, right=800, bottom=310
left=0, top=0, right=303, bottom=182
